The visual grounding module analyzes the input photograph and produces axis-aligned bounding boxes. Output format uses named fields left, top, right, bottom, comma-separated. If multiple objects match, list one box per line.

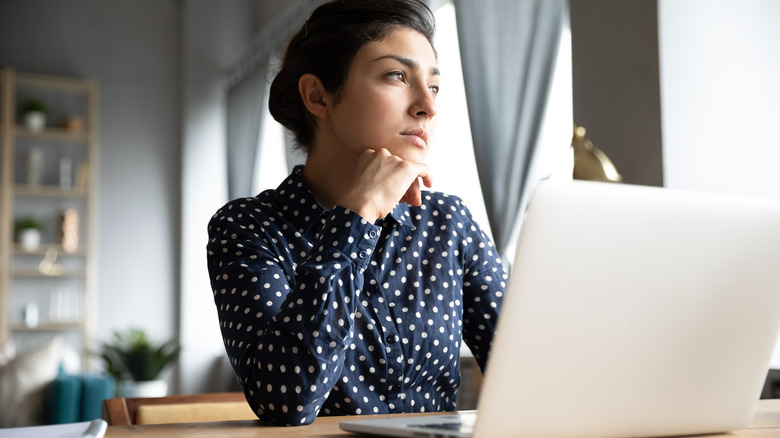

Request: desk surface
left=105, top=399, right=780, bottom=437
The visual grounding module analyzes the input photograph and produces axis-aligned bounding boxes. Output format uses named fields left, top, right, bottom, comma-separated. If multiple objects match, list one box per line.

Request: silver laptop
left=341, top=179, right=780, bottom=438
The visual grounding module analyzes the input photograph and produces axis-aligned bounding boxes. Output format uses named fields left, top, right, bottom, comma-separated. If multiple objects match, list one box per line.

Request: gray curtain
left=225, top=0, right=326, bottom=188
left=454, top=0, right=566, bottom=257
left=226, top=68, right=268, bottom=199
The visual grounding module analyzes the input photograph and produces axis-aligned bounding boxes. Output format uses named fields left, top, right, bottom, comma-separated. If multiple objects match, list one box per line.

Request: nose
left=410, top=85, right=438, bottom=119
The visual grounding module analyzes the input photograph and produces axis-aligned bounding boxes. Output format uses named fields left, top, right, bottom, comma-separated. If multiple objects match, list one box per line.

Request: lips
left=401, top=128, right=428, bottom=148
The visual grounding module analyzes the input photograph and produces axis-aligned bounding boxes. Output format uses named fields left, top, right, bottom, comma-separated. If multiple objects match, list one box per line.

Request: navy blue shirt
left=207, top=166, right=507, bottom=426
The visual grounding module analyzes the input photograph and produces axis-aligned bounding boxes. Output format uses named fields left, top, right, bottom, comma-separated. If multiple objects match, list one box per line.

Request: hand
left=337, top=149, right=433, bottom=222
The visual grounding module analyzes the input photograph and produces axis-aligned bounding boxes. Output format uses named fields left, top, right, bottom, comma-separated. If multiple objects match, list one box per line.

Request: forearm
left=233, top=257, right=361, bottom=425
left=457, top=209, right=508, bottom=372
left=462, top=262, right=506, bottom=372
left=209, top=207, right=380, bottom=425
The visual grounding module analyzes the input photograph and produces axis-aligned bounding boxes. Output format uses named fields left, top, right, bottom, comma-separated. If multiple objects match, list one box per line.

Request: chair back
left=101, top=392, right=255, bottom=425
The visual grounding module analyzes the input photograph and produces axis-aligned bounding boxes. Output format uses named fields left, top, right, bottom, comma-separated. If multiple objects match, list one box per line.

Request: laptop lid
left=342, top=180, right=780, bottom=438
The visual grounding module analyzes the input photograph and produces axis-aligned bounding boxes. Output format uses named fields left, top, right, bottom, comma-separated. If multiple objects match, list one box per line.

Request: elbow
left=257, top=409, right=316, bottom=427
left=247, top=395, right=318, bottom=426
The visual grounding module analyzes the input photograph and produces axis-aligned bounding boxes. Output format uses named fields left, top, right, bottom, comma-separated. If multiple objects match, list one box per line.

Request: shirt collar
left=271, top=165, right=327, bottom=234
left=273, top=165, right=413, bottom=231
left=384, top=202, right=412, bottom=228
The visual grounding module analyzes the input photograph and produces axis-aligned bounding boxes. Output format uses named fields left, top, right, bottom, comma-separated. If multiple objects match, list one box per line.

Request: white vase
left=118, top=379, right=169, bottom=398
left=25, top=148, right=44, bottom=186
left=19, top=229, right=41, bottom=252
left=24, top=111, right=46, bottom=132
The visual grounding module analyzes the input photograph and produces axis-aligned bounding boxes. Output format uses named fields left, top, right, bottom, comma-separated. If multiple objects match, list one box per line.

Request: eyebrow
left=373, top=54, right=440, bottom=77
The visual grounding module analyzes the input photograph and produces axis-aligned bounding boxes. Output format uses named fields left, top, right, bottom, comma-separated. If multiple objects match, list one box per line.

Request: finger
left=411, top=161, right=433, bottom=189
left=402, top=177, right=422, bottom=206
left=420, top=172, right=433, bottom=189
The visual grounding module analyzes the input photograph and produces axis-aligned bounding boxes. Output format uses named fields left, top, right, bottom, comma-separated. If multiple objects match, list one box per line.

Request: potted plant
left=101, top=328, right=180, bottom=397
left=15, top=216, right=43, bottom=252
left=20, top=98, right=48, bottom=132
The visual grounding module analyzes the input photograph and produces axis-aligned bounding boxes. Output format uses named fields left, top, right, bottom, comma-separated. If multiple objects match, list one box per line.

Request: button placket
left=364, top=266, right=406, bottom=412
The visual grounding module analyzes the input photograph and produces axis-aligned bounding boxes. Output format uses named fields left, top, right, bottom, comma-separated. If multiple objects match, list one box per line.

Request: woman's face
left=325, top=27, right=439, bottom=164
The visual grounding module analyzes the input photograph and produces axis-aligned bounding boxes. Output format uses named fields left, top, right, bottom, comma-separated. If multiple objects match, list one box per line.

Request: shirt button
left=389, top=384, right=401, bottom=392
left=386, top=335, right=397, bottom=344
left=369, top=230, right=378, bottom=239
left=358, top=250, right=367, bottom=258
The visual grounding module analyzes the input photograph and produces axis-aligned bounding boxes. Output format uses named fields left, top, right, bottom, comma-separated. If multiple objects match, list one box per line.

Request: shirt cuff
left=316, top=206, right=380, bottom=267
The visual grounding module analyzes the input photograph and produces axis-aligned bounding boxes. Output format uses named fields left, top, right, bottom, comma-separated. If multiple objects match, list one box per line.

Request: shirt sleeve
left=207, top=204, right=380, bottom=426
left=457, top=201, right=508, bottom=373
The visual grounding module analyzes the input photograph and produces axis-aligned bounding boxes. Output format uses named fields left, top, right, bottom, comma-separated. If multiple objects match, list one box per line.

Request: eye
left=387, top=71, right=406, bottom=82
left=429, top=85, right=440, bottom=96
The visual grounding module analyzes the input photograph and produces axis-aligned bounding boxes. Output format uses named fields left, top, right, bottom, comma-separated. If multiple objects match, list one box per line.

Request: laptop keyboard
left=408, top=412, right=477, bottom=435
left=415, top=422, right=474, bottom=433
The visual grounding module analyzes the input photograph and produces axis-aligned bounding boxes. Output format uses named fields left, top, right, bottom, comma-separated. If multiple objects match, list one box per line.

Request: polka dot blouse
left=207, top=166, right=507, bottom=426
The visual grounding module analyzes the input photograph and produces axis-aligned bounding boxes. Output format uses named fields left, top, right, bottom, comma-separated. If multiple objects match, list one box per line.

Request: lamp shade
left=571, top=125, right=622, bottom=182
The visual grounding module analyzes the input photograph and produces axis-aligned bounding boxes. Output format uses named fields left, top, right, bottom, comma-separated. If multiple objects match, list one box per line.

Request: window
left=253, top=94, right=289, bottom=192
left=429, top=2, right=573, bottom=250
left=426, top=2, right=494, bottom=239
left=255, top=1, right=573, bottom=251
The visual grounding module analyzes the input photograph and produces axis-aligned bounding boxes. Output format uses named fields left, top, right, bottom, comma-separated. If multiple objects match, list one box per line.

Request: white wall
left=659, top=0, right=780, bottom=197
left=0, top=0, right=307, bottom=395
left=0, top=0, right=181, bottom=374
left=658, top=0, right=780, bottom=366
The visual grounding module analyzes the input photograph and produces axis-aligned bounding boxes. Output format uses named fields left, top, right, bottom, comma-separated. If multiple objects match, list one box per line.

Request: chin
left=400, top=152, right=428, bottom=164
left=390, top=145, right=428, bottom=164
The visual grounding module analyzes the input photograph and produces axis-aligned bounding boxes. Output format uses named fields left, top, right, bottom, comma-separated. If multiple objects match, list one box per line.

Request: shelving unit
left=0, top=68, right=98, bottom=366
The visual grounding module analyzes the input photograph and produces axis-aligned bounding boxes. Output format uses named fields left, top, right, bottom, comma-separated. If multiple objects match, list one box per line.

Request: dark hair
left=268, top=0, right=436, bottom=152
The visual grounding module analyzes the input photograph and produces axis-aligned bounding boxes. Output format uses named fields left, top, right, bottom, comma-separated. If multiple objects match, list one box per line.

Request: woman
left=207, top=0, right=507, bottom=426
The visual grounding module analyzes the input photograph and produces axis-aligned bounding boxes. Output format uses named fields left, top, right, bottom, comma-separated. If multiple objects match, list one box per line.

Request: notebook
left=340, top=179, right=780, bottom=438
left=0, top=419, right=106, bottom=438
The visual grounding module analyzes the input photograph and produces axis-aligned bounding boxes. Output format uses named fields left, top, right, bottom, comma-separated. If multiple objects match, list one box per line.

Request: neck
left=301, top=137, right=358, bottom=211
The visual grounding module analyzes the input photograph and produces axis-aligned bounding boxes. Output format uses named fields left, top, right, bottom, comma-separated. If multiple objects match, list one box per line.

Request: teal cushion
left=46, top=373, right=81, bottom=424
left=45, top=367, right=114, bottom=424
left=79, top=374, right=114, bottom=421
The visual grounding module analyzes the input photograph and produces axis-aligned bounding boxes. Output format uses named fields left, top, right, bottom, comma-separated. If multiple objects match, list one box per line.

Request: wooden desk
left=105, top=399, right=780, bottom=437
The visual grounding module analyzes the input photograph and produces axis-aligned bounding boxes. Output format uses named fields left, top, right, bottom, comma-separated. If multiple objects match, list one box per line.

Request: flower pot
left=19, top=228, right=41, bottom=252
left=24, top=111, right=46, bottom=132
left=118, top=379, right=168, bottom=398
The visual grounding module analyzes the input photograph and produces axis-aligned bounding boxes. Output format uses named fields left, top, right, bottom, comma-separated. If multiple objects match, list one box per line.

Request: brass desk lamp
left=571, top=125, right=622, bottom=182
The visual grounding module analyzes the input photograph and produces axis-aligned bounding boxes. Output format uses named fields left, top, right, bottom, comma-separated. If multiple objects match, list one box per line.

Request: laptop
left=340, top=179, right=780, bottom=438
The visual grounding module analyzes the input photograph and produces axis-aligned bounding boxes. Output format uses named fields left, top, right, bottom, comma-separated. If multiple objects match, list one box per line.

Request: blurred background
left=0, top=0, right=778, bottom=405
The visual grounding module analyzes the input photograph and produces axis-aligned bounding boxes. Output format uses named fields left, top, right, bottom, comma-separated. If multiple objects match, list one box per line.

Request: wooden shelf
left=15, top=72, right=93, bottom=93
left=11, top=321, right=85, bottom=331
left=14, top=126, right=89, bottom=143
left=11, top=268, right=86, bottom=278
left=1, top=67, right=97, bottom=365
left=12, top=243, right=88, bottom=256
left=14, top=183, right=87, bottom=198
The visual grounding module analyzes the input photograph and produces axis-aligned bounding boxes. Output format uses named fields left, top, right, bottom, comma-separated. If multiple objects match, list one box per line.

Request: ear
left=298, top=74, right=330, bottom=120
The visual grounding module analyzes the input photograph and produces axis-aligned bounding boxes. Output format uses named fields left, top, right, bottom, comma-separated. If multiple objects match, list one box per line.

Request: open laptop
left=341, top=179, right=780, bottom=438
